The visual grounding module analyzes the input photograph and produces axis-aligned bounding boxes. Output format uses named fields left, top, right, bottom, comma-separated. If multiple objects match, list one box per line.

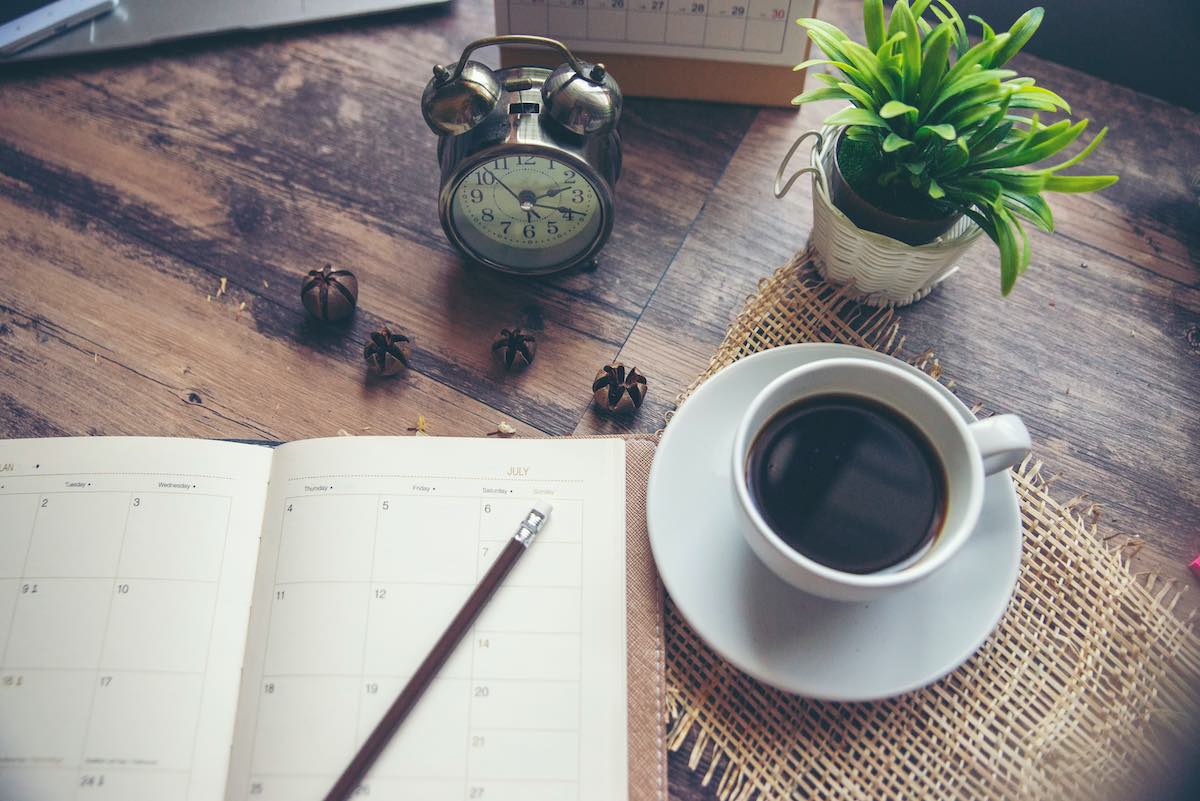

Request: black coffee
left=746, top=394, right=946, bottom=574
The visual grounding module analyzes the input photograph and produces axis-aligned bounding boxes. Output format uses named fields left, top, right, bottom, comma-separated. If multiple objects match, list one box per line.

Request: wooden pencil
left=321, top=500, right=553, bottom=801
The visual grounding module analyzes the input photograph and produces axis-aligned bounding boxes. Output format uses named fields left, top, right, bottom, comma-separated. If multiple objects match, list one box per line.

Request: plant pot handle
left=774, top=130, right=824, bottom=199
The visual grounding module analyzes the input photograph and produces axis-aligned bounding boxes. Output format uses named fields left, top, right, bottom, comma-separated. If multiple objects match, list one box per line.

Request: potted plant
left=784, top=0, right=1117, bottom=301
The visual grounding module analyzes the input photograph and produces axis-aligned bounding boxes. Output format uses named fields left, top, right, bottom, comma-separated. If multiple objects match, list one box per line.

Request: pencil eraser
left=532, top=500, right=553, bottom=519
left=1190, top=555, right=1200, bottom=580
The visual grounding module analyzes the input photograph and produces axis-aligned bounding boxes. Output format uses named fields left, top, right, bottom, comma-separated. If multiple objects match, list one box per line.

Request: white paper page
left=496, top=0, right=816, bottom=65
left=226, top=436, right=628, bottom=801
left=0, top=437, right=274, bottom=801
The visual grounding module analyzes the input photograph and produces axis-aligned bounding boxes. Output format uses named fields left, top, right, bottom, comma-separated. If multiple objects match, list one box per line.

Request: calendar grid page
left=0, top=437, right=274, bottom=801
left=495, top=0, right=816, bottom=65
left=225, top=436, right=628, bottom=801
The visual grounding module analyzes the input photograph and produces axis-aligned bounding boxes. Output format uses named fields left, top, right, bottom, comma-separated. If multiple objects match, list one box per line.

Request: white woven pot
left=775, top=126, right=985, bottom=307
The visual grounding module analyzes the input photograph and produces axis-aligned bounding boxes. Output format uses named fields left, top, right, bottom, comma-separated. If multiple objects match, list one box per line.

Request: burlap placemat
left=663, top=249, right=1200, bottom=801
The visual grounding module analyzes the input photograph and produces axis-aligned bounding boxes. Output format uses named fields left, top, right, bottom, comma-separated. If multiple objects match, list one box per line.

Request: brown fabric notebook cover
left=619, top=435, right=667, bottom=801
left=563, top=433, right=665, bottom=800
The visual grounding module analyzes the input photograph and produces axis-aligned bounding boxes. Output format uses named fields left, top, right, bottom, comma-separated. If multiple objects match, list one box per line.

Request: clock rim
left=439, top=142, right=615, bottom=276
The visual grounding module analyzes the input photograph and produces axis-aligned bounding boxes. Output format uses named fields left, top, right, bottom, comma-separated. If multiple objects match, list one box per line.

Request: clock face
left=447, top=153, right=606, bottom=273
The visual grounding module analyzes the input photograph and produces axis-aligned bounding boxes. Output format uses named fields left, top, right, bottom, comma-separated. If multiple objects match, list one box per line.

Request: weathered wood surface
left=1, top=0, right=1197, bottom=798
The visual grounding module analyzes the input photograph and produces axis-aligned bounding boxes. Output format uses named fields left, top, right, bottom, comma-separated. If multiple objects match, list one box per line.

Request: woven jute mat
left=662, top=249, right=1200, bottom=801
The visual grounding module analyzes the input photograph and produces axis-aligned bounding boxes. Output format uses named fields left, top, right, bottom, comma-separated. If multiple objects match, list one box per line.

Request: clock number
left=517, top=155, right=536, bottom=166
left=469, top=188, right=483, bottom=203
left=475, top=171, right=495, bottom=185
left=500, top=221, right=511, bottom=235
left=571, top=189, right=584, bottom=204
left=492, top=157, right=508, bottom=170
left=523, top=224, right=536, bottom=238
left=562, top=209, right=580, bottom=221
left=562, top=169, right=576, bottom=184
left=547, top=221, right=559, bottom=235
left=481, top=208, right=495, bottom=222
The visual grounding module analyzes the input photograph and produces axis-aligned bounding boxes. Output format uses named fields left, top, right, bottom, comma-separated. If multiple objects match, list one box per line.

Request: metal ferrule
left=513, top=507, right=549, bottom=547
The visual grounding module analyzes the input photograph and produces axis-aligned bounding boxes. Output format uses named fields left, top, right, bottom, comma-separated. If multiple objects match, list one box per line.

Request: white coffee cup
left=731, top=357, right=1030, bottom=602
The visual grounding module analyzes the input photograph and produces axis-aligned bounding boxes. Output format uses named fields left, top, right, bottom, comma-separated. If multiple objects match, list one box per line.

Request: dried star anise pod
left=592, top=363, right=648, bottom=414
left=364, top=327, right=411, bottom=376
left=491, top=328, right=537, bottom=371
left=301, top=264, right=358, bottom=323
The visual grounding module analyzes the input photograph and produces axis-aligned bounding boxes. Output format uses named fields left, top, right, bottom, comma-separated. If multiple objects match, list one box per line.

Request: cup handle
left=967, top=414, right=1031, bottom=475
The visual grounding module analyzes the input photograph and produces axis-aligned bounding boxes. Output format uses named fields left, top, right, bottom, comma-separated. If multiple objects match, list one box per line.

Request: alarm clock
left=422, top=35, right=622, bottom=275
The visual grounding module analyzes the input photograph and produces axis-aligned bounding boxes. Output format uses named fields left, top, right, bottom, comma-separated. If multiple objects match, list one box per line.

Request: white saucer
left=647, top=344, right=1022, bottom=701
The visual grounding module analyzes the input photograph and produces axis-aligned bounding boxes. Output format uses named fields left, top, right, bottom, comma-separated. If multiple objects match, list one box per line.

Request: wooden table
left=2, top=0, right=1197, bottom=797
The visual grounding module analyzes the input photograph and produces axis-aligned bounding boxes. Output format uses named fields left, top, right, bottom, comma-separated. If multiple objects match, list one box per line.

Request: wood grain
left=0, top=0, right=752, bottom=439
left=1, top=0, right=1198, bottom=799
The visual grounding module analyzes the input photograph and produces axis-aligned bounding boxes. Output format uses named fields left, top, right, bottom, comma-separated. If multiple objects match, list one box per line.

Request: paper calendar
left=0, top=436, right=628, bottom=801
left=496, top=0, right=818, bottom=105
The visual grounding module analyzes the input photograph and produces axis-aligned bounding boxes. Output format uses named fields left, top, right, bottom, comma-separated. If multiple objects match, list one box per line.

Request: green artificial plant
left=793, top=0, right=1118, bottom=294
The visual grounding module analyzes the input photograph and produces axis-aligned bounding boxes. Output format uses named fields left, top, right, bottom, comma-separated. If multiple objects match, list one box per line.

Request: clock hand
left=534, top=186, right=567, bottom=201
left=483, top=168, right=522, bottom=203
left=532, top=203, right=586, bottom=217
left=484, top=170, right=562, bottom=221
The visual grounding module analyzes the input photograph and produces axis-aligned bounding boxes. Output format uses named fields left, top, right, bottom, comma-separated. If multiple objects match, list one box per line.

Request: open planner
left=0, top=436, right=629, bottom=801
